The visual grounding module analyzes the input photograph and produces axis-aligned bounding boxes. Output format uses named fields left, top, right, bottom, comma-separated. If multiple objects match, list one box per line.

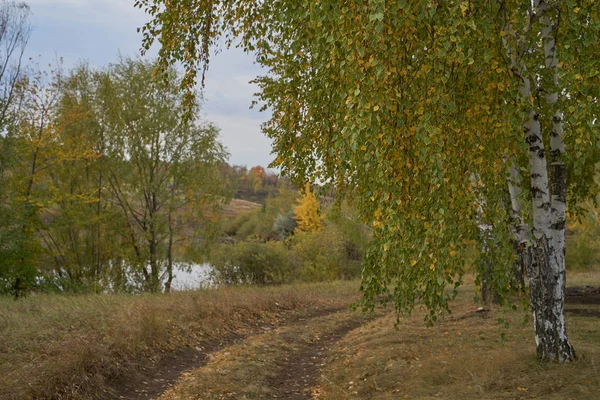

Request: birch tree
left=137, top=0, right=600, bottom=362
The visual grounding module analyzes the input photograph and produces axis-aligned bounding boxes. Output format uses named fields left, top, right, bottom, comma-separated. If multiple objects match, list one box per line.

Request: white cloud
left=23, top=1, right=274, bottom=168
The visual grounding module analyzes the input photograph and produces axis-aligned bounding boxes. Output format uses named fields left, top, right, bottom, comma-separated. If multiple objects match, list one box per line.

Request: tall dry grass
left=0, top=281, right=359, bottom=400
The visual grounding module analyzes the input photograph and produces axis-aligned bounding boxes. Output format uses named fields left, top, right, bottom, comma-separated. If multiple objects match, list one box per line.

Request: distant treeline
left=221, top=164, right=293, bottom=204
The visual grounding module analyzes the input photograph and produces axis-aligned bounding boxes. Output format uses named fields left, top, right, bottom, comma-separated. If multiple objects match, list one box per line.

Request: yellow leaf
left=450, top=250, right=457, bottom=257
left=410, top=259, right=417, bottom=267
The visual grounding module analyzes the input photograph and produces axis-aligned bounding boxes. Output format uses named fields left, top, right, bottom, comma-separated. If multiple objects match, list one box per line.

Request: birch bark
left=472, top=174, right=499, bottom=305
left=503, top=1, right=575, bottom=362
left=507, top=164, right=527, bottom=289
left=535, top=3, right=575, bottom=362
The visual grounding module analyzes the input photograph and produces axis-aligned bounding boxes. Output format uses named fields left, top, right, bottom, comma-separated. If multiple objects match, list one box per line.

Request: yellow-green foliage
left=293, top=228, right=347, bottom=282
left=293, top=183, right=324, bottom=233
left=222, top=188, right=299, bottom=240
left=211, top=240, right=295, bottom=285
left=567, top=199, right=600, bottom=271
left=211, top=225, right=363, bottom=285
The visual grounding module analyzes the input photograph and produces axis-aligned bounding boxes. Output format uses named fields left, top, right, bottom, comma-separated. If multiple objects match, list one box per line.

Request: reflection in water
left=168, top=263, right=214, bottom=291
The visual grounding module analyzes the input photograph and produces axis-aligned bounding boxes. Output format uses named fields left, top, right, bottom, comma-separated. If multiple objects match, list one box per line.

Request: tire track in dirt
left=152, top=308, right=379, bottom=400
left=102, top=306, right=350, bottom=400
left=266, top=317, right=366, bottom=399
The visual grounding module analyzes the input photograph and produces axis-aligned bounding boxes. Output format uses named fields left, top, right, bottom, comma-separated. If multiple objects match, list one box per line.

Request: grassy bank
left=318, top=272, right=600, bottom=400
left=0, top=281, right=359, bottom=400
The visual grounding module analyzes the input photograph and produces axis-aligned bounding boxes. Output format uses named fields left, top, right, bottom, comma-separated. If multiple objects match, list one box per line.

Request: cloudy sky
left=25, top=0, right=273, bottom=168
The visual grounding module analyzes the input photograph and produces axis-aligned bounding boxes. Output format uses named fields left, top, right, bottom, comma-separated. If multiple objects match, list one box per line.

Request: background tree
left=0, top=0, right=30, bottom=127
left=0, top=0, right=31, bottom=296
left=34, top=64, right=116, bottom=292
left=0, top=55, right=230, bottom=294
left=101, top=57, right=229, bottom=292
left=0, top=65, right=64, bottom=296
left=293, top=183, right=324, bottom=233
left=248, top=165, right=266, bottom=193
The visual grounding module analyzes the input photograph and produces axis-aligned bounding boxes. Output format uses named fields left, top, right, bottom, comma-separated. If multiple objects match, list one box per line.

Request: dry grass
left=221, top=199, right=262, bottom=217
left=3, top=272, right=598, bottom=400
left=0, top=281, right=359, bottom=400
left=319, top=272, right=600, bottom=400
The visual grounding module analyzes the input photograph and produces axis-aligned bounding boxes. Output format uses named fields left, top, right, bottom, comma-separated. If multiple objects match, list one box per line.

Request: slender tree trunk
left=12, top=277, right=21, bottom=300
left=535, top=8, right=574, bottom=363
left=507, top=164, right=527, bottom=290
left=165, top=213, right=174, bottom=293
left=523, top=87, right=574, bottom=362
left=475, top=196, right=497, bottom=304
left=164, top=184, right=175, bottom=293
left=94, top=169, right=103, bottom=292
left=148, top=227, right=159, bottom=292
left=503, top=4, right=575, bottom=362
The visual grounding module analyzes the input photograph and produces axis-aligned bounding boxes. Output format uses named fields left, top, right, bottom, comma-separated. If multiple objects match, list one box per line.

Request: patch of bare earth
left=103, top=307, right=348, bottom=400
left=157, top=308, right=379, bottom=400
left=266, top=316, right=366, bottom=399
left=565, top=286, right=600, bottom=318
left=221, top=199, right=262, bottom=217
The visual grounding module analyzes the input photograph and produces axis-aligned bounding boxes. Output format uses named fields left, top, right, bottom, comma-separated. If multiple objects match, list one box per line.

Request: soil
left=266, top=317, right=366, bottom=399
left=565, top=307, right=600, bottom=318
left=102, top=306, right=348, bottom=400
left=565, top=286, right=600, bottom=305
left=103, top=336, right=242, bottom=400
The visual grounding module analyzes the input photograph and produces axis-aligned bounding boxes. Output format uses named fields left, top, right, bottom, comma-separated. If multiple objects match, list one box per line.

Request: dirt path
left=566, top=286, right=600, bottom=305
left=266, top=316, right=365, bottom=399
left=104, top=335, right=243, bottom=400
left=102, top=306, right=359, bottom=400
left=157, top=308, right=374, bottom=400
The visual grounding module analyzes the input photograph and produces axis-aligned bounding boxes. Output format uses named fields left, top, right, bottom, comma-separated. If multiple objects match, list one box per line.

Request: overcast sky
left=24, top=0, right=274, bottom=168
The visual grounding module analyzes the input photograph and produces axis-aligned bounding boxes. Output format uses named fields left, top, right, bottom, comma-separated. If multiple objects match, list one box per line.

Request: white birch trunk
left=507, top=164, right=527, bottom=289
left=472, top=174, right=497, bottom=304
left=502, top=2, right=575, bottom=362
left=537, top=6, right=574, bottom=362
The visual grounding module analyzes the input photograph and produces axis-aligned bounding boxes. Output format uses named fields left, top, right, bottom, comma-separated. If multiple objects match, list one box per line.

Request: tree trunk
left=472, top=174, right=500, bottom=305
left=503, top=4, right=575, bottom=362
left=523, top=235, right=574, bottom=362
left=507, top=164, right=527, bottom=291
left=522, top=88, right=574, bottom=363
left=476, top=210, right=499, bottom=305
left=164, top=191, right=175, bottom=293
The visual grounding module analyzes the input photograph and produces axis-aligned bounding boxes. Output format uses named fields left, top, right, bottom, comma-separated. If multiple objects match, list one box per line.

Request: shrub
left=272, top=212, right=296, bottom=240
left=292, top=227, right=358, bottom=282
left=211, top=240, right=295, bottom=285
left=566, top=202, right=600, bottom=271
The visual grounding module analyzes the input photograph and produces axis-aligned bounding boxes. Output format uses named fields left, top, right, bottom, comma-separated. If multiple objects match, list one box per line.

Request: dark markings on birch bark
left=523, top=238, right=576, bottom=362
